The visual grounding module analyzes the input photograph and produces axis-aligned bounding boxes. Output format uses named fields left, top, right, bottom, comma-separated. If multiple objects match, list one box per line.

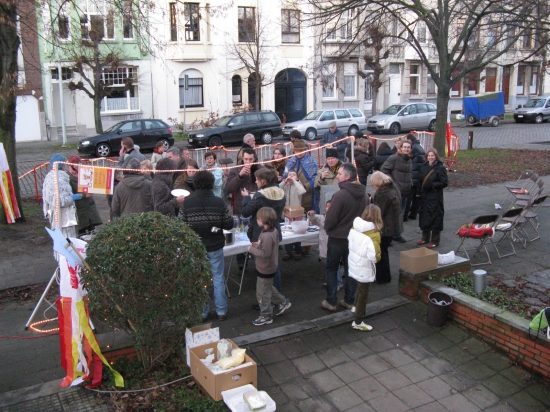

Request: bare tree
left=307, top=0, right=550, bottom=155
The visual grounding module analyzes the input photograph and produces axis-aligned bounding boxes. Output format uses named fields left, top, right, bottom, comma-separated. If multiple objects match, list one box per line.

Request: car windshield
left=381, top=105, right=406, bottom=115
left=524, top=99, right=545, bottom=108
left=103, top=122, right=125, bottom=133
left=212, top=116, right=233, bottom=127
left=303, top=111, right=323, bottom=120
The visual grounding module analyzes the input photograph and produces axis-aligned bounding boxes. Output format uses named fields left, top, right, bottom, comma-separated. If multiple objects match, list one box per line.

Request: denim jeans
left=325, top=238, right=356, bottom=306
left=202, top=248, right=228, bottom=318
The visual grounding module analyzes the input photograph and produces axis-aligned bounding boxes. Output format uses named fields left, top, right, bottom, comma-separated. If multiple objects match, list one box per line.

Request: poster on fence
left=77, top=165, right=114, bottom=195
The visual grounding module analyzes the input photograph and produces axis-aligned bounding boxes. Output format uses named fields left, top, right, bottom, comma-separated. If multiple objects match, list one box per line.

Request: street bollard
left=468, top=131, right=473, bottom=150
left=473, top=269, right=487, bottom=294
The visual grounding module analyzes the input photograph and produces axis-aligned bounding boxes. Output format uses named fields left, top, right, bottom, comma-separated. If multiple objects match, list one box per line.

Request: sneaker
left=352, top=321, right=373, bottom=331
left=393, top=235, right=407, bottom=243
left=274, top=300, right=291, bottom=316
left=321, top=300, right=337, bottom=312
left=217, top=313, right=228, bottom=321
left=252, top=316, right=273, bottom=326
left=321, top=282, right=327, bottom=287
left=339, top=300, right=354, bottom=309
left=351, top=306, right=356, bottom=313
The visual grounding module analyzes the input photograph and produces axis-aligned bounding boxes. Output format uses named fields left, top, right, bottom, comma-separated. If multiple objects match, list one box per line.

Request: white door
left=388, top=63, right=401, bottom=106
left=15, top=96, right=41, bottom=142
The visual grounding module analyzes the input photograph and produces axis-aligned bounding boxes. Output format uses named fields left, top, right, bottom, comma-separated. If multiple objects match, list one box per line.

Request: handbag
left=60, top=205, right=78, bottom=228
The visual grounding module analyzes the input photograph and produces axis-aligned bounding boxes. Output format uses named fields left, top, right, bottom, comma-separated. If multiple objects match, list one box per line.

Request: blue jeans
left=203, top=248, right=228, bottom=318
left=325, top=238, right=356, bottom=306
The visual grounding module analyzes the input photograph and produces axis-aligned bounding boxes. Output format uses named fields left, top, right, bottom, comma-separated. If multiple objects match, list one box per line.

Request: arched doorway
left=275, top=69, right=306, bottom=123
left=248, top=72, right=261, bottom=110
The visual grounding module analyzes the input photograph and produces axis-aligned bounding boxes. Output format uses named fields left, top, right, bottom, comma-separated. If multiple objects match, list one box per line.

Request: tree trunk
left=434, top=88, right=451, bottom=157
left=255, top=81, right=261, bottom=111
left=371, top=89, right=379, bottom=117
left=0, top=1, right=25, bottom=224
left=93, top=96, right=103, bottom=134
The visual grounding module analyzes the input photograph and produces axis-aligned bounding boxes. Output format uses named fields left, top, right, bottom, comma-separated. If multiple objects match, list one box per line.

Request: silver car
left=367, top=103, right=437, bottom=135
left=514, top=96, right=550, bottom=123
left=282, top=108, right=367, bottom=141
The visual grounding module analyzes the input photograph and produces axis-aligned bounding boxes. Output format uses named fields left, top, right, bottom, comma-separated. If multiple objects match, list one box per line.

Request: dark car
left=187, top=111, right=282, bottom=147
left=77, top=119, right=174, bottom=157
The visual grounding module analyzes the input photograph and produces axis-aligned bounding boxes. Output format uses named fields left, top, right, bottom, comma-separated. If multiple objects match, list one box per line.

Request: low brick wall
left=420, top=280, right=550, bottom=381
left=103, top=346, right=137, bottom=364
left=398, top=257, right=471, bottom=300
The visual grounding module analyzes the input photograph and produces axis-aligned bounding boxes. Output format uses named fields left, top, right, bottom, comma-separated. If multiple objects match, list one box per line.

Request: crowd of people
left=43, top=126, right=447, bottom=330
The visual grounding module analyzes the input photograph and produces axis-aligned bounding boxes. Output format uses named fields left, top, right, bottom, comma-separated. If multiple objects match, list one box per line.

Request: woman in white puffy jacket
left=348, top=204, right=382, bottom=331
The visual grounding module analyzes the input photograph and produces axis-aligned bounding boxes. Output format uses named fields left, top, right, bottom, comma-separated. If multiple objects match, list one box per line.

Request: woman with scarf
left=346, top=133, right=375, bottom=186
left=282, top=139, right=318, bottom=213
left=174, top=158, right=199, bottom=198
left=271, top=146, right=287, bottom=181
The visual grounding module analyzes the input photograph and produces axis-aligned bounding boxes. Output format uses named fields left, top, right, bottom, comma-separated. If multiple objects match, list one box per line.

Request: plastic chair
left=455, top=214, right=500, bottom=266
left=494, top=208, right=524, bottom=258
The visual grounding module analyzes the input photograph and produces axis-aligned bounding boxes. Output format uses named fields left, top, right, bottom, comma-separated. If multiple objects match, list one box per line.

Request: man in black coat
left=404, top=133, right=425, bottom=221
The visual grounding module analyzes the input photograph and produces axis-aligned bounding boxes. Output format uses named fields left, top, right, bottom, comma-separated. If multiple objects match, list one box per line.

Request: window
left=516, top=64, right=527, bottom=95
left=505, top=26, right=515, bottom=48
left=51, top=67, right=73, bottom=81
left=119, top=121, right=141, bottom=132
left=326, top=27, right=336, bottom=41
left=417, top=104, right=427, bottom=113
left=487, top=27, right=498, bottom=49
left=58, top=15, right=70, bottom=39
left=321, top=65, right=336, bottom=98
left=343, top=63, right=356, bottom=98
left=179, top=69, right=203, bottom=108
left=184, top=3, right=200, bottom=41
left=335, top=110, right=350, bottom=119
left=465, top=74, right=478, bottom=95
left=281, top=9, right=299, bottom=44
left=245, top=113, right=261, bottom=124
left=101, top=67, right=139, bottom=112
left=319, top=111, right=335, bottom=121
left=364, top=73, right=373, bottom=101
left=349, top=109, right=363, bottom=118
left=263, top=112, right=278, bottom=122
left=417, top=22, right=426, bottom=43
left=238, top=7, right=255, bottom=42
left=485, top=67, right=497, bottom=92
left=123, top=1, right=134, bottom=39
left=81, top=0, right=114, bottom=40
left=530, top=66, right=539, bottom=94
left=409, top=63, right=420, bottom=95
left=451, top=69, right=461, bottom=97
left=169, top=3, right=177, bottom=41
left=144, top=120, right=164, bottom=129
left=340, top=10, right=353, bottom=40
left=427, top=69, right=437, bottom=95
left=522, top=29, right=532, bottom=49
left=232, top=75, right=242, bottom=105
left=391, top=16, right=398, bottom=42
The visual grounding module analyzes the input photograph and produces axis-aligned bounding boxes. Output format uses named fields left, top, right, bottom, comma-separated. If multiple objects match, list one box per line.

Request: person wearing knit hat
left=346, top=132, right=375, bottom=186
left=321, top=121, right=347, bottom=162
left=314, top=147, right=342, bottom=213
left=67, top=154, right=102, bottom=235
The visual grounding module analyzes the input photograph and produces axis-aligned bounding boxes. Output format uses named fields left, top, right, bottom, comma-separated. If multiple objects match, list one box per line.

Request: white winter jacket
left=348, top=217, right=377, bottom=283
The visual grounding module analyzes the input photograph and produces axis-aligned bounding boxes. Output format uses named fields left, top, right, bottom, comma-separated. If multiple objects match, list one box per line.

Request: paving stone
left=397, top=361, right=435, bottom=383
left=345, top=404, right=376, bottom=412
left=393, top=383, right=434, bottom=409
left=264, top=359, right=301, bottom=385
left=325, top=324, right=359, bottom=345
left=438, top=324, right=470, bottom=343
left=417, top=376, right=455, bottom=400
left=383, top=326, right=417, bottom=346
left=483, top=401, right=519, bottom=412
left=438, top=345, right=476, bottom=366
left=412, top=401, right=450, bottom=412
left=280, top=381, right=311, bottom=401
left=477, top=350, right=512, bottom=371
left=279, top=338, right=313, bottom=359
left=356, top=354, right=392, bottom=375
left=348, top=376, right=388, bottom=401
left=367, top=313, right=401, bottom=333
left=362, top=334, right=396, bottom=353
left=482, top=373, right=521, bottom=398
left=462, top=384, right=500, bottom=409
left=291, top=353, right=327, bottom=376
left=252, top=342, right=288, bottom=365
left=401, top=342, right=433, bottom=361
left=331, top=361, right=369, bottom=384
left=257, top=365, right=276, bottom=389
left=439, top=370, right=477, bottom=392
left=504, top=390, right=547, bottom=412
left=438, top=393, right=480, bottom=412
left=267, top=386, right=289, bottom=407
left=420, top=356, right=454, bottom=375
left=459, top=336, right=491, bottom=357
left=378, top=348, right=415, bottom=368
left=525, top=381, right=550, bottom=406
left=499, top=365, right=532, bottom=389
left=300, top=330, right=335, bottom=352
left=338, top=340, right=372, bottom=360
left=307, top=369, right=345, bottom=394
left=324, top=386, right=363, bottom=411
left=367, top=392, right=409, bottom=412
left=374, top=368, right=413, bottom=391
left=419, top=334, right=454, bottom=353
left=296, top=396, right=335, bottom=412
left=457, top=359, right=497, bottom=380
left=277, top=402, right=301, bottom=412
left=317, top=347, right=352, bottom=368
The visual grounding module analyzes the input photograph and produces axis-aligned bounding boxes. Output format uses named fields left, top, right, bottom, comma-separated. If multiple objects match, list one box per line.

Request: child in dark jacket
left=248, top=207, right=291, bottom=326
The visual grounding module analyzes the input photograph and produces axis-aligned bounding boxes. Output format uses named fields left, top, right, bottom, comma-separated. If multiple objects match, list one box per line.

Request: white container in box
left=185, top=323, right=220, bottom=366
left=221, top=384, right=276, bottom=412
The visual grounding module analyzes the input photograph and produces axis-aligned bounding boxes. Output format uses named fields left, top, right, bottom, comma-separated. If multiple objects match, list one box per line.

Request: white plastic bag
left=438, top=251, right=455, bottom=265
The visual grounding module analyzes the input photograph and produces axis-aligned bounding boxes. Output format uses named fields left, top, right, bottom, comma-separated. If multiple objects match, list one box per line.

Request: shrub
left=83, top=212, right=211, bottom=371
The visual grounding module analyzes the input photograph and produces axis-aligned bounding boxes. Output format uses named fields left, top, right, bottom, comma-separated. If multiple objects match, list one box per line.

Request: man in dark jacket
left=322, top=163, right=369, bottom=312
left=321, top=121, right=347, bottom=162
left=166, top=147, right=187, bottom=183
left=237, top=133, right=256, bottom=165
left=112, top=158, right=153, bottom=217
left=179, top=170, right=234, bottom=321
left=404, top=133, right=425, bottom=221
left=118, top=137, right=145, bottom=168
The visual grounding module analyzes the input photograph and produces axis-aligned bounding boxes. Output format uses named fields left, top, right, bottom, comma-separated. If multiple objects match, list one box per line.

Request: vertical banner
left=0, top=142, right=21, bottom=223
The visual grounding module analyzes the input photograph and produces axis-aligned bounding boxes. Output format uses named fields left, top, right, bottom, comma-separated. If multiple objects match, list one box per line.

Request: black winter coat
left=418, top=160, right=448, bottom=232
left=410, top=140, right=426, bottom=186
left=373, top=181, right=403, bottom=237
left=381, top=152, right=413, bottom=198
left=241, top=184, right=286, bottom=242
left=374, top=147, right=393, bottom=171
left=346, top=145, right=374, bottom=178
left=152, top=173, right=178, bottom=217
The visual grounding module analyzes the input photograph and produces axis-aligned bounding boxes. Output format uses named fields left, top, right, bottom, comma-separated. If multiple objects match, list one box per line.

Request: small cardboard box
left=185, top=323, right=220, bottom=366
left=190, top=339, right=257, bottom=401
left=400, top=247, right=438, bottom=274
left=284, top=206, right=304, bottom=219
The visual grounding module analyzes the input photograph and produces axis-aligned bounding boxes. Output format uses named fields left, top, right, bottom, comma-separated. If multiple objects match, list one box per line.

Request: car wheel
left=467, top=114, right=477, bottom=124
left=96, top=143, right=111, bottom=157
left=535, top=114, right=543, bottom=124
left=260, top=131, right=272, bottom=144
left=208, top=135, right=222, bottom=147
left=305, top=128, right=317, bottom=141
left=348, top=125, right=359, bottom=136
left=389, top=123, right=400, bottom=135
left=428, top=119, right=436, bottom=132
left=491, top=117, right=500, bottom=127
left=157, top=138, right=170, bottom=151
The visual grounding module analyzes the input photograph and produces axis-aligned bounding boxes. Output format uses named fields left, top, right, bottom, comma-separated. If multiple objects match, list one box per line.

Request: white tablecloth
left=223, top=230, right=319, bottom=257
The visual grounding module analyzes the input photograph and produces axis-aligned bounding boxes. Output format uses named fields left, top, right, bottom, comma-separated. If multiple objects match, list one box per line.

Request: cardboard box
left=185, top=323, right=220, bottom=366
left=284, top=206, right=304, bottom=219
left=400, top=247, right=438, bottom=274
left=190, top=339, right=257, bottom=401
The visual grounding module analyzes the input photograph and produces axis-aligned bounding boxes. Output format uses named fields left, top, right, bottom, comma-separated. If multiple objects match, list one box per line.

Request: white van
left=514, top=96, right=550, bottom=123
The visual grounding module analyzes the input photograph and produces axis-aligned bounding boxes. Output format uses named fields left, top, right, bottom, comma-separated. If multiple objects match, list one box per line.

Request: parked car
left=367, top=103, right=437, bottom=134
left=282, top=108, right=367, bottom=141
left=514, top=96, right=550, bottom=123
left=187, top=111, right=282, bottom=147
left=77, top=119, right=174, bottom=157
left=464, top=91, right=504, bottom=127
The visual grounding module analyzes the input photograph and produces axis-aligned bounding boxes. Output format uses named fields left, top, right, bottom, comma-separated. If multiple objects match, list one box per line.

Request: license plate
left=188, top=138, right=193, bottom=142
left=517, top=115, right=523, bottom=118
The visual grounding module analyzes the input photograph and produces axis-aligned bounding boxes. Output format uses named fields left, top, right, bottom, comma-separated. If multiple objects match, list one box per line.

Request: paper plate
left=171, top=189, right=190, bottom=197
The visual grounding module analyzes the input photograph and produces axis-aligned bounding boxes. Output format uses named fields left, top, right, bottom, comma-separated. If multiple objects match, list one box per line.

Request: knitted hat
left=68, top=154, right=81, bottom=165
left=293, top=139, right=306, bottom=151
left=328, top=121, right=337, bottom=128
left=49, top=154, right=66, bottom=170
left=326, top=148, right=338, bottom=159
left=354, top=131, right=364, bottom=139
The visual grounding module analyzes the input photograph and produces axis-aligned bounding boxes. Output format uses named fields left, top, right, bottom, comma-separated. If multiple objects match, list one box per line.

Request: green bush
left=83, top=212, right=211, bottom=371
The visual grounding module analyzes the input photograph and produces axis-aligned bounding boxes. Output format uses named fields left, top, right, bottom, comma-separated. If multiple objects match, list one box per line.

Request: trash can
left=427, top=291, right=453, bottom=327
